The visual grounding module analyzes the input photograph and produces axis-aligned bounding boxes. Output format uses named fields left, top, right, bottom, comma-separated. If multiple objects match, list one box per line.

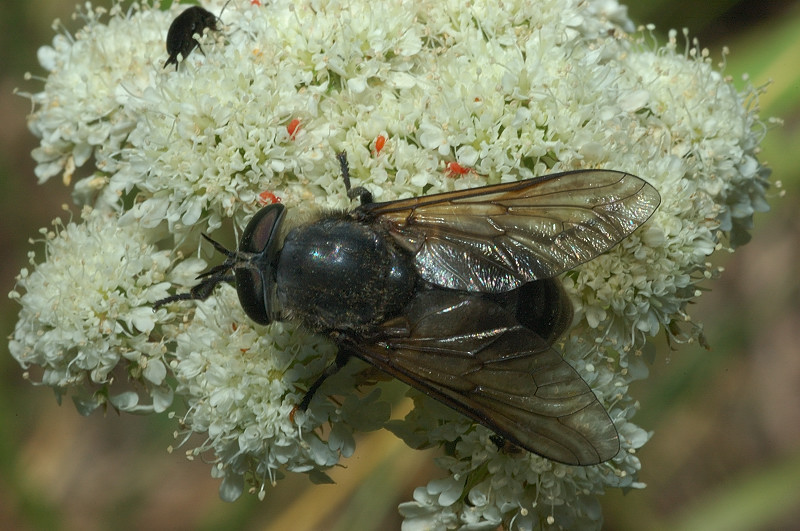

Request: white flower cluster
left=10, top=0, right=771, bottom=528
left=8, top=207, right=180, bottom=413
left=170, top=282, right=391, bottom=501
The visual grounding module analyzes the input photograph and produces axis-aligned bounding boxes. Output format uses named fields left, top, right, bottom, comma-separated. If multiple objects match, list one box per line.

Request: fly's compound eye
left=234, top=203, right=286, bottom=325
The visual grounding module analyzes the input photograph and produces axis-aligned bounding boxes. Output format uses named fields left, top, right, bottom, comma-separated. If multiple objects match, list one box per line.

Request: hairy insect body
left=276, top=217, right=416, bottom=332
left=155, top=159, right=660, bottom=465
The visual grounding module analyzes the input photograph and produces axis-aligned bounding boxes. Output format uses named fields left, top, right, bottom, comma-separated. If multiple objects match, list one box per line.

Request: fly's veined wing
left=358, top=170, right=660, bottom=292
left=342, top=289, right=620, bottom=465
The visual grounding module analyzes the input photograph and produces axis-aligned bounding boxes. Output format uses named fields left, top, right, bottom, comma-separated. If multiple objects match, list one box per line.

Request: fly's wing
left=342, top=289, right=620, bottom=465
left=357, top=169, right=660, bottom=292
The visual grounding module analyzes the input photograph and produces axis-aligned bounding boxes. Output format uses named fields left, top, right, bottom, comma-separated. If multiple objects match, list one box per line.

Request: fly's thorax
left=274, top=217, right=416, bottom=332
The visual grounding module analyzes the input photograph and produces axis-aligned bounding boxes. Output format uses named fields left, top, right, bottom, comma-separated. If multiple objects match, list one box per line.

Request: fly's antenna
left=153, top=234, right=236, bottom=310
left=336, top=151, right=372, bottom=205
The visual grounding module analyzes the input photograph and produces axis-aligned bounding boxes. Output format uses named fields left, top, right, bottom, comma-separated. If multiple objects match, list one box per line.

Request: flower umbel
left=9, top=206, right=180, bottom=414
left=10, top=0, right=772, bottom=528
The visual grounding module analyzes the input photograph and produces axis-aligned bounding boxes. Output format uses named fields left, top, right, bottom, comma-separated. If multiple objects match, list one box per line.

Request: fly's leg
left=297, top=348, right=352, bottom=411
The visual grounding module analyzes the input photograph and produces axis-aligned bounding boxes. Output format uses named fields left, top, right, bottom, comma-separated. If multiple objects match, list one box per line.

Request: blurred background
left=1, top=1, right=798, bottom=530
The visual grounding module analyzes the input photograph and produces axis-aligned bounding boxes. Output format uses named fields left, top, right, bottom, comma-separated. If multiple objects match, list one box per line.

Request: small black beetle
left=164, top=1, right=232, bottom=70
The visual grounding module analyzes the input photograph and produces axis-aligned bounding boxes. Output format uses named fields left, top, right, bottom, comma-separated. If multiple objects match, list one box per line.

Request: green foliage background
left=1, top=1, right=798, bottom=529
